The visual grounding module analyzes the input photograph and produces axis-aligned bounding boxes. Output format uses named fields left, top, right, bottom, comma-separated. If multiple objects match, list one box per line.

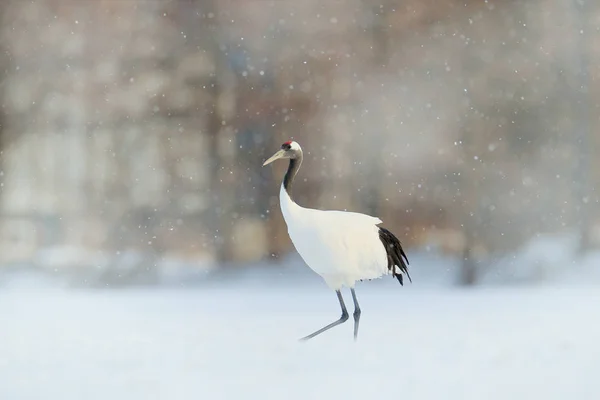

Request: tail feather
left=378, top=227, right=411, bottom=286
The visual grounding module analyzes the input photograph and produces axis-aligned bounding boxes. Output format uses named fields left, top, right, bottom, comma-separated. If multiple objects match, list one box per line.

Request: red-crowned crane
left=263, top=140, right=411, bottom=341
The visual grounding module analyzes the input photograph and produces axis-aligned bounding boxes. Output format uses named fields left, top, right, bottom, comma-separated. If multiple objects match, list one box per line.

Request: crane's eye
left=281, top=142, right=292, bottom=151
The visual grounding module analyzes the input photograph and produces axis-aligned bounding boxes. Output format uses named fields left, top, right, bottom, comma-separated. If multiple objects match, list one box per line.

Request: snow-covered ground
left=1, top=280, right=600, bottom=400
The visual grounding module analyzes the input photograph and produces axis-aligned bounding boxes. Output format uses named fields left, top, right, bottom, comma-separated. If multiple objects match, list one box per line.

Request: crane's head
left=262, top=141, right=302, bottom=166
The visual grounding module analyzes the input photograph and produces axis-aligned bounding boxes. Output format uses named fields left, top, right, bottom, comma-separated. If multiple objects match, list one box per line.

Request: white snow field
left=1, top=281, right=600, bottom=400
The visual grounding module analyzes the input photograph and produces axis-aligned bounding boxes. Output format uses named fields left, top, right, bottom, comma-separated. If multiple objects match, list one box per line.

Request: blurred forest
left=0, top=0, right=598, bottom=285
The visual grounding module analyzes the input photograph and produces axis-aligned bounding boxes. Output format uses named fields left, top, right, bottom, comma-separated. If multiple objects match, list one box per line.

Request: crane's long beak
left=263, top=149, right=286, bottom=166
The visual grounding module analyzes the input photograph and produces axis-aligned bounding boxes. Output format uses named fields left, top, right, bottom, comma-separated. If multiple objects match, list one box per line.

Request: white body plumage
left=279, top=183, right=389, bottom=290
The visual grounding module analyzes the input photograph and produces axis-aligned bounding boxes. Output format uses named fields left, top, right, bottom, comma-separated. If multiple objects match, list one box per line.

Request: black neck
left=283, top=152, right=303, bottom=195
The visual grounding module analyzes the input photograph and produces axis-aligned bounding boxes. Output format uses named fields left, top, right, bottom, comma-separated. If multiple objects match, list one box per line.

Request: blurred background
left=0, top=0, right=599, bottom=287
left=4, top=2, right=600, bottom=399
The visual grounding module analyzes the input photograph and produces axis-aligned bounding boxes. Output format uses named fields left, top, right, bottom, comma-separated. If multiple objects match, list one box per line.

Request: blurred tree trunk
left=207, top=81, right=234, bottom=264
left=0, top=2, right=6, bottom=202
left=368, top=0, right=390, bottom=67
left=0, top=1, right=11, bottom=250
left=572, top=0, right=593, bottom=255
left=364, top=3, right=389, bottom=217
left=0, top=89, right=5, bottom=207
left=459, top=181, right=480, bottom=286
left=458, top=120, right=485, bottom=286
left=204, top=2, right=237, bottom=264
left=460, top=232, right=477, bottom=286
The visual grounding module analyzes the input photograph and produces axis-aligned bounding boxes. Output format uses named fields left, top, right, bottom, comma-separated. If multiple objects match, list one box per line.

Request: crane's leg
left=351, top=288, right=361, bottom=341
left=299, top=290, right=349, bottom=341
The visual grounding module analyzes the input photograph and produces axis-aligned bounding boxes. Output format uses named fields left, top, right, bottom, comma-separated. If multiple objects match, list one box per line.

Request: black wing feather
left=378, top=227, right=412, bottom=286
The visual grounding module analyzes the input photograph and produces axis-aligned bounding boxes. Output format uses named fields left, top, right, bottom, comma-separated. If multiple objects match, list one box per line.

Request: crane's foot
left=299, top=311, right=349, bottom=341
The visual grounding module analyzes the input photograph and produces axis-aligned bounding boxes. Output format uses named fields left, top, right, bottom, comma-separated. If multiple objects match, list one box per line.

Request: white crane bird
left=263, top=140, right=411, bottom=341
